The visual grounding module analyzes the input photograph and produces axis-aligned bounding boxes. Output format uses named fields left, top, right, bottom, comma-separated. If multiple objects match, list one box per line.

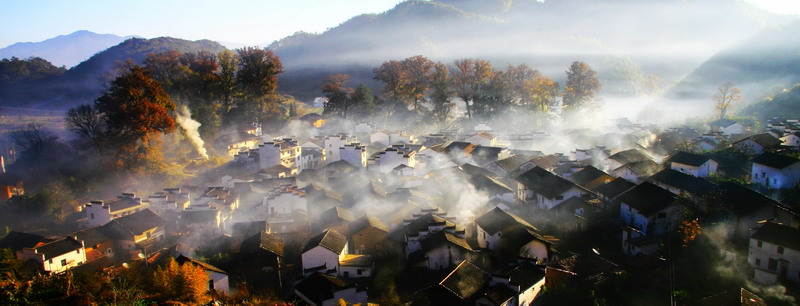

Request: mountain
left=0, top=30, right=135, bottom=68
left=0, top=37, right=226, bottom=109
left=271, top=0, right=791, bottom=100
left=666, top=19, right=800, bottom=103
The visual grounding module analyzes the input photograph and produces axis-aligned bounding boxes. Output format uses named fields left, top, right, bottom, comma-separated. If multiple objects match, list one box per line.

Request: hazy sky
left=0, top=0, right=798, bottom=48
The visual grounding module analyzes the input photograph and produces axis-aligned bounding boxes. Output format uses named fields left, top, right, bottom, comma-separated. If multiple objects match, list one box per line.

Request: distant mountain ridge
left=0, top=30, right=135, bottom=68
left=0, top=37, right=226, bottom=109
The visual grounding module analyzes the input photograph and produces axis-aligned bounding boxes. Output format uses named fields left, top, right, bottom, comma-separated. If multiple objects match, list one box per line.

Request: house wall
left=259, top=144, right=282, bottom=169
left=390, top=133, right=412, bottom=144
left=370, top=132, right=390, bottom=145
left=350, top=227, right=387, bottom=255
left=375, top=151, right=413, bottom=173
left=19, top=247, right=86, bottom=273
left=620, top=203, right=650, bottom=235
left=748, top=237, right=800, bottom=284
left=520, top=240, right=550, bottom=263
left=465, top=135, right=494, bottom=146
left=752, top=163, right=800, bottom=189
left=325, top=136, right=351, bottom=163
left=671, top=161, right=718, bottom=178
left=264, top=193, right=307, bottom=217
left=85, top=204, right=112, bottom=227
left=613, top=166, right=643, bottom=184
left=425, top=243, right=465, bottom=270
left=340, top=146, right=367, bottom=168
left=518, top=277, right=546, bottom=306
left=208, top=271, right=230, bottom=294
left=735, top=139, right=765, bottom=155
left=477, top=226, right=502, bottom=250
left=132, top=227, right=163, bottom=243
left=339, top=264, right=372, bottom=278
left=781, top=134, right=800, bottom=147
left=723, top=123, right=745, bottom=136
left=536, top=187, right=586, bottom=210
left=301, top=245, right=343, bottom=272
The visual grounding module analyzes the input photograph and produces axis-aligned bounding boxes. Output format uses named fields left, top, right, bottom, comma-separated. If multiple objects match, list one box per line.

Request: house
left=545, top=253, right=623, bottom=297
left=175, top=255, right=230, bottom=294
left=648, top=169, right=717, bottom=200
left=0, top=231, right=50, bottom=254
left=714, top=182, right=800, bottom=240
left=0, top=173, right=24, bottom=201
left=667, top=151, right=719, bottom=177
left=416, top=261, right=490, bottom=304
left=240, top=231, right=284, bottom=273
left=70, top=226, right=115, bottom=263
left=100, top=209, right=165, bottom=259
left=298, top=148, right=324, bottom=170
left=294, top=272, right=368, bottom=306
left=553, top=197, right=605, bottom=232
left=469, top=173, right=515, bottom=203
left=748, top=221, right=800, bottom=285
left=17, top=236, right=86, bottom=274
left=709, top=118, right=746, bottom=136
left=369, top=146, right=416, bottom=173
left=179, top=209, right=223, bottom=235
left=464, top=131, right=497, bottom=146
left=324, top=134, right=355, bottom=163
left=618, top=182, right=681, bottom=256
left=370, top=130, right=413, bottom=146
left=515, top=167, right=589, bottom=209
left=407, top=230, right=473, bottom=270
left=316, top=206, right=355, bottom=234
left=301, top=229, right=348, bottom=274
left=259, top=138, right=300, bottom=169
left=194, top=187, right=239, bottom=212
left=354, top=121, right=376, bottom=135
left=145, top=188, right=190, bottom=216
left=475, top=207, right=553, bottom=263
left=261, top=185, right=307, bottom=219
left=340, top=142, right=367, bottom=168
left=611, top=160, right=662, bottom=183
left=733, top=133, right=782, bottom=155
left=781, top=132, right=800, bottom=148
left=592, top=177, right=635, bottom=204
left=215, top=130, right=261, bottom=157
left=751, top=153, right=800, bottom=189
left=568, top=165, right=614, bottom=190
left=348, top=215, right=388, bottom=255
left=477, top=262, right=546, bottom=306
left=606, top=149, right=653, bottom=171
left=484, top=154, right=536, bottom=178
left=84, top=193, right=148, bottom=227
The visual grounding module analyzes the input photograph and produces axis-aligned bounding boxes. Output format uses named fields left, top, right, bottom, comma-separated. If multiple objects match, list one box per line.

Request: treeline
left=0, top=57, right=65, bottom=85
left=322, top=55, right=602, bottom=125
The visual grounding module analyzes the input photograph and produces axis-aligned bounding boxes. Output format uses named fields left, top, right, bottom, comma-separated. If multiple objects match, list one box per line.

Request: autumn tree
left=562, top=61, right=601, bottom=111
left=400, top=55, right=435, bottom=111
left=525, top=76, right=560, bottom=113
left=152, top=258, right=209, bottom=304
left=452, top=58, right=494, bottom=118
left=143, top=51, right=185, bottom=92
left=217, top=49, right=239, bottom=112
left=713, top=81, right=742, bottom=119
left=430, top=62, right=454, bottom=125
left=69, top=64, right=176, bottom=171
left=322, top=74, right=354, bottom=118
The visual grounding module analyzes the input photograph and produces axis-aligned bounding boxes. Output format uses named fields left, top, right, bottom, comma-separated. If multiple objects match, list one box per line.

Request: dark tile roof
left=475, top=207, right=538, bottom=235
left=615, top=160, right=662, bottom=177
left=617, top=182, right=676, bottom=216
left=592, top=178, right=635, bottom=199
left=101, top=209, right=164, bottom=239
left=751, top=152, right=800, bottom=169
left=241, top=232, right=284, bottom=257
left=649, top=169, right=717, bottom=196
left=0, top=231, right=49, bottom=251
left=70, top=227, right=112, bottom=247
left=440, top=261, right=490, bottom=300
left=609, top=149, right=651, bottom=165
left=318, top=206, right=355, bottom=226
left=34, top=237, right=83, bottom=260
left=104, top=195, right=142, bottom=212
left=295, top=273, right=354, bottom=306
left=402, top=212, right=459, bottom=237
left=179, top=209, right=218, bottom=224
left=469, top=174, right=513, bottom=195
left=419, top=231, right=473, bottom=253
left=303, top=229, right=348, bottom=254
left=714, top=182, right=792, bottom=217
left=739, top=133, right=782, bottom=148
left=176, top=255, right=227, bottom=274
left=493, top=155, right=536, bottom=173
left=709, top=118, right=737, bottom=128
left=668, top=151, right=713, bottom=167
left=349, top=215, right=388, bottom=235
left=505, top=262, right=545, bottom=289
left=752, top=222, right=800, bottom=250
left=568, top=166, right=613, bottom=189
left=483, top=284, right=516, bottom=305
left=516, top=167, right=577, bottom=199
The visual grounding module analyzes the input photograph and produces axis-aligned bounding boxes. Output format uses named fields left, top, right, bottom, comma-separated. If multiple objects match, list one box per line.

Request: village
left=1, top=111, right=799, bottom=305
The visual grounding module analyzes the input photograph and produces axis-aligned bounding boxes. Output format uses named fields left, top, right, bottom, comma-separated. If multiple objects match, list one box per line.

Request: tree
left=526, top=76, right=560, bottom=113
left=322, top=74, right=354, bottom=118
left=350, top=83, right=375, bottom=118
left=93, top=64, right=176, bottom=170
left=400, top=55, right=435, bottom=111
left=452, top=58, right=494, bottom=118
left=563, top=61, right=601, bottom=111
left=152, top=258, right=209, bottom=304
left=217, top=50, right=239, bottom=112
left=374, top=59, right=406, bottom=117
left=430, top=62, right=454, bottom=125
left=235, top=47, right=283, bottom=125
left=713, top=81, right=742, bottom=119
left=65, top=105, right=106, bottom=147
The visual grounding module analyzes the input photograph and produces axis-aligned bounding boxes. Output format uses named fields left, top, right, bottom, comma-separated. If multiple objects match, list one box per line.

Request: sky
left=0, top=0, right=798, bottom=48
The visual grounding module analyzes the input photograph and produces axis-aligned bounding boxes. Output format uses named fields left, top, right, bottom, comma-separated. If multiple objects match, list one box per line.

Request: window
left=756, top=258, right=761, bottom=266
left=106, top=248, right=113, bottom=254
left=49, top=259, right=53, bottom=264
left=658, top=212, right=666, bottom=219
left=768, top=258, right=778, bottom=271
left=90, top=213, right=94, bottom=219
left=757, top=240, right=763, bottom=248
left=76, top=249, right=80, bottom=254
left=357, top=269, right=363, bottom=275
left=778, top=246, right=784, bottom=254
left=208, top=280, right=214, bottom=290
left=61, top=259, right=67, bottom=266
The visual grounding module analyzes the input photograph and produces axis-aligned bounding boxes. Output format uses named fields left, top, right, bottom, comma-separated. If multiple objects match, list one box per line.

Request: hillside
left=0, top=30, right=133, bottom=68
left=273, top=0, right=789, bottom=100
left=0, top=37, right=226, bottom=109
left=741, top=83, right=800, bottom=121
left=666, top=19, right=800, bottom=103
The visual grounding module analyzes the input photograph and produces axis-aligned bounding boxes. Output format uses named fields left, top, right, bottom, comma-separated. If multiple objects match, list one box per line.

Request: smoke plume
left=175, top=105, right=209, bottom=159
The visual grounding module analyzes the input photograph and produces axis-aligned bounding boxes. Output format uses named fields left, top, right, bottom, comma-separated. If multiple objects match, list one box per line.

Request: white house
left=340, top=142, right=367, bottom=168
left=475, top=262, right=546, bottom=306
left=709, top=118, right=746, bottom=136
left=733, top=134, right=782, bottom=155
left=369, top=146, right=416, bottom=173
left=475, top=207, right=552, bottom=263
left=324, top=134, right=354, bottom=164
left=751, top=153, right=800, bottom=189
left=781, top=132, right=800, bottom=148
left=261, top=185, right=307, bottom=218
left=465, top=132, right=497, bottom=146
left=748, top=221, right=800, bottom=285
left=17, top=236, right=86, bottom=274
left=668, top=151, right=718, bottom=177
left=354, top=121, right=376, bottom=135
left=301, top=229, right=348, bottom=274
left=298, top=149, right=324, bottom=170
left=606, top=149, right=653, bottom=171
left=618, top=182, right=681, bottom=256
left=259, top=139, right=300, bottom=169
left=515, top=167, right=589, bottom=209
left=176, top=255, right=230, bottom=294
left=84, top=193, right=148, bottom=227
left=145, top=188, right=190, bottom=215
